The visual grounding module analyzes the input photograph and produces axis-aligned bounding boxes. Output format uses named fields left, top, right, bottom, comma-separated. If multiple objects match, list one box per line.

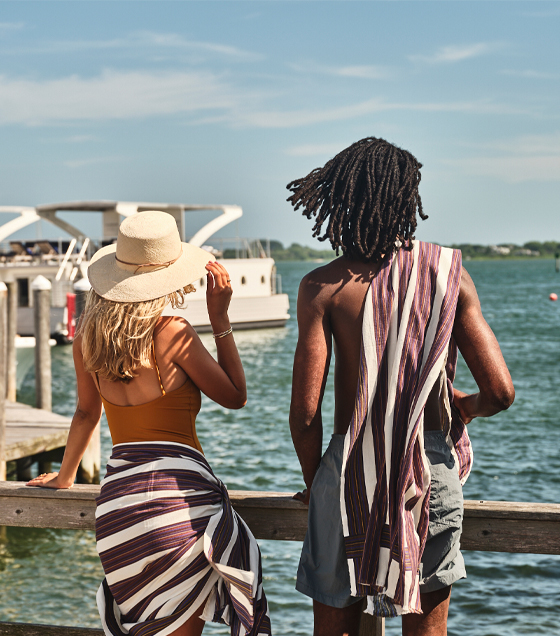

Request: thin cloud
left=501, top=69, right=560, bottom=80
left=519, top=7, right=560, bottom=18
left=235, top=98, right=529, bottom=129
left=0, top=70, right=240, bottom=125
left=1, top=30, right=262, bottom=61
left=0, top=22, right=24, bottom=35
left=410, top=42, right=500, bottom=64
left=336, top=66, right=390, bottom=79
left=0, top=22, right=25, bottom=41
left=235, top=99, right=389, bottom=128
left=291, top=62, right=391, bottom=80
left=136, top=31, right=262, bottom=61
left=66, top=134, right=98, bottom=143
left=447, top=133, right=560, bottom=183
left=63, top=156, right=123, bottom=169
left=462, top=133, right=560, bottom=156
left=0, top=70, right=532, bottom=128
left=286, top=143, right=346, bottom=157
left=446, top=156, right=560, bottom=183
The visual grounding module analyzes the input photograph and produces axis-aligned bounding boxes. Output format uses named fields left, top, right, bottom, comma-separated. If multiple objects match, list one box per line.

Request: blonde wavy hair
left=78, top=284, right=195, bottom=383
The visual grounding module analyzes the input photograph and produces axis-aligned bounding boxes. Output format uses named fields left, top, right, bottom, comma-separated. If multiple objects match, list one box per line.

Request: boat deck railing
left=0, top=483, right=559, bottom=636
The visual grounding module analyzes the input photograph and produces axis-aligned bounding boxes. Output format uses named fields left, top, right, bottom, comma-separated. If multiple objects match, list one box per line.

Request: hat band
left=115, top=248, right=183, bottom=274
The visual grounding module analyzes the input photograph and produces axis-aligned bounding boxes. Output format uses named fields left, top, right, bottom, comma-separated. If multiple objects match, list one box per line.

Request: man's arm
left=452, top=267, right=515, bottom=423
left=289, top=274, right=332, bottom=502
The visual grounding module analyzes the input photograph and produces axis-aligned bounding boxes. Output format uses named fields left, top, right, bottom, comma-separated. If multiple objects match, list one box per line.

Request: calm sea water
left=1, top=259, right=559, bottom=636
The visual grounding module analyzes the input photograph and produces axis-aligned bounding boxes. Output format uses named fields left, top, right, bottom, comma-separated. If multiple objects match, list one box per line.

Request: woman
left=28, top=211, right=271, bottom=636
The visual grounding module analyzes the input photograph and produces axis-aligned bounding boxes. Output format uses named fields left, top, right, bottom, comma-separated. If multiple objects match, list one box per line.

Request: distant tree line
left=448, top=241, right=560, bottom=259
left=224, top=240, right=335, bottom=261
left=223, top=240, right=560, bottom=261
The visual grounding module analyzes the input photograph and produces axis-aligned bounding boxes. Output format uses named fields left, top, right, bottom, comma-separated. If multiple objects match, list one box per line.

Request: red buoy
left=550, top=293, right=558, bottom=301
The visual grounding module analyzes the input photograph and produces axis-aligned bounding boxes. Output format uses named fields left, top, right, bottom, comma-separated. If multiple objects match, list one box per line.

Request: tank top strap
left=93, top=371, right=104, bottom=398
left=151, top=340, right=166, bottom=396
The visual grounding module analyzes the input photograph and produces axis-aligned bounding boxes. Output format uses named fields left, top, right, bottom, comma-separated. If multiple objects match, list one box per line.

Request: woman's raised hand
left=26, top=472, right=72, bottom=489
left=205, top=261, right=233, bottom=330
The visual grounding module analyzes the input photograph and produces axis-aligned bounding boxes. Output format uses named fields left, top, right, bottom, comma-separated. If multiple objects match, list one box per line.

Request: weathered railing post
left=360, top=605, right=385, bottom=635
left=73, top=277, right=99, bottom=485
left=32, top=276, right=52, bottom=412
left=0, top=283, right=7, bottom=481
left=76, top=426, right=101, bottom=485
left=5, top=280, right=17, bottom=402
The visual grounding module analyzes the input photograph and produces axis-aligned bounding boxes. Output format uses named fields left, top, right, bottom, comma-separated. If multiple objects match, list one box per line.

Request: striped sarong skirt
left=95, top=441, right=271, bottom=636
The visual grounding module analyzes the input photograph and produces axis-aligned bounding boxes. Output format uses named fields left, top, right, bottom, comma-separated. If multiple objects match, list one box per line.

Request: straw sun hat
left=87, top=210, right=215, bottom=302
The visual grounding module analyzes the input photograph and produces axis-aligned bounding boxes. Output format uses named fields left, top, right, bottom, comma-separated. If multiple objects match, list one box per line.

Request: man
left=287, top=137, right=514, bottom=636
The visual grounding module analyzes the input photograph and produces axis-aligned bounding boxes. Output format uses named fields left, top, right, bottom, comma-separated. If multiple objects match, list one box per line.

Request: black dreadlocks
left=286, top=137, right=427, bottom=262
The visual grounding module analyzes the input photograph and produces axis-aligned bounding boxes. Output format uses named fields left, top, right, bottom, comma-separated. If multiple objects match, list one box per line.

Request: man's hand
left=293, top=488, right=310, bottom=505
left=452, top=388, right=474, bottom=424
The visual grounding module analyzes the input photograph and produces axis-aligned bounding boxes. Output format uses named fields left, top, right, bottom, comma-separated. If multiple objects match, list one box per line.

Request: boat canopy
left=0, top=201, right=243, bottom=247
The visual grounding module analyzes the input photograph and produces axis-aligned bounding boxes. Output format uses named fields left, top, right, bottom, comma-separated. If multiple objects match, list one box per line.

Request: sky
left=0, top=0, right=559, bottom=250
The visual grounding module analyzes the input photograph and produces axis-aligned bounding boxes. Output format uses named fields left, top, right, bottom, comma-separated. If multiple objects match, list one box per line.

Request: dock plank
left=4, top=400, right=71, bottom=461
left=0, top=622, right=103, bottom=636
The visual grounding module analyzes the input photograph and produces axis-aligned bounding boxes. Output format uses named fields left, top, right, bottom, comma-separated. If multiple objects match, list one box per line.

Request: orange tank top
left=98, top=343, right=203, bottom=453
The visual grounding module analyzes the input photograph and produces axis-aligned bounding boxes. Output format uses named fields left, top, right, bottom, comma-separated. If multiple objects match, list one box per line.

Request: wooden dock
left=3, top=401, right=99, bottom=483
left=5, top=401, right=70, bottom=461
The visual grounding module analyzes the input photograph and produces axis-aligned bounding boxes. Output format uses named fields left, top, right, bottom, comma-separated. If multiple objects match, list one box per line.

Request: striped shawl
left=96, top=441, right=271, bottom=636
left=340, top=241, right=472, bottom=616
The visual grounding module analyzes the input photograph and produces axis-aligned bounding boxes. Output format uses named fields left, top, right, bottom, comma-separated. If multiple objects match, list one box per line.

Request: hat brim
left=87, top=242, right=216, bottom=302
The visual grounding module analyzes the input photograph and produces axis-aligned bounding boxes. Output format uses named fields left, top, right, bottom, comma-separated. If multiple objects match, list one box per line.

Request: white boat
left=0, top=201, right=290, bottom=339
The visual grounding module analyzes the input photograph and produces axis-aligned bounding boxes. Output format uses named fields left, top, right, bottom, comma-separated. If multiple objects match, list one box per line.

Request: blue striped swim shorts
left=295, top=431, right=466, bottom=608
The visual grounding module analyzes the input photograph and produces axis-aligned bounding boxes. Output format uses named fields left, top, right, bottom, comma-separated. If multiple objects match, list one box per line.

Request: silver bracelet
left=213, top=327, right=233, bottom=339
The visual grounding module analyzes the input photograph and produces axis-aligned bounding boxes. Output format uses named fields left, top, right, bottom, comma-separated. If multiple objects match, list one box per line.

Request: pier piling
left=6, top=280, right=17, bottom=403
left=0, top=283, right=7, bottom=481
left=31, top=276, right=52, bottom=412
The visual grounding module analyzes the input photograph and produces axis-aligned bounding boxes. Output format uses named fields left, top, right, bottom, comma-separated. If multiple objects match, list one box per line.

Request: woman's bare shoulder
left=155, top=316, right=197, bottom=347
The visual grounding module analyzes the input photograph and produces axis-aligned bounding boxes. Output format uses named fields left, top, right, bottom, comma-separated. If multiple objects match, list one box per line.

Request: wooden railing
left=0, top=482, right=559, bottom=636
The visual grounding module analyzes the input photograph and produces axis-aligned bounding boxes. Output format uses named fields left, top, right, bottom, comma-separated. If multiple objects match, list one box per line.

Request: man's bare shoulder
left=299, top=256, right=380, bottom=317
left=457, top=266, right=480, bottom=313
left=300, top=257, right=351, bottom=285
left=299, top=257, right=355, bottom=304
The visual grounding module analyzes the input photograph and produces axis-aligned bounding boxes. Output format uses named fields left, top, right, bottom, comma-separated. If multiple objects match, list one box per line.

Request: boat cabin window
left=241, top=276, right=246, bottom=285
left=261, top=276, right=265, bottom=284
left=17, top=278, right=29, bottom=307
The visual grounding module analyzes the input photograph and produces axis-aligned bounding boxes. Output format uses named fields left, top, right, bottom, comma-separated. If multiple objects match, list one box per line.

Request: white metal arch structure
left=186, top=205, right=242, bottom=247
left=36, top=201, right=120, bottom=241
left=2, top=201, right=244, bottom=246
left=0, top=207, right=41, bottom=242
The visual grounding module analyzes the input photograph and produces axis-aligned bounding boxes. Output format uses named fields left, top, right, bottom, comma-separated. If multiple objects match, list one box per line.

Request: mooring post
left=0, top=283, right=7, bottom=481
left=73, top=277, right=91, bottom=327
left=32, top=275, right=52, bottom=412
left=5, top=280, right=17, bottom=402
left=77, top=426, right=101, bottom=485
